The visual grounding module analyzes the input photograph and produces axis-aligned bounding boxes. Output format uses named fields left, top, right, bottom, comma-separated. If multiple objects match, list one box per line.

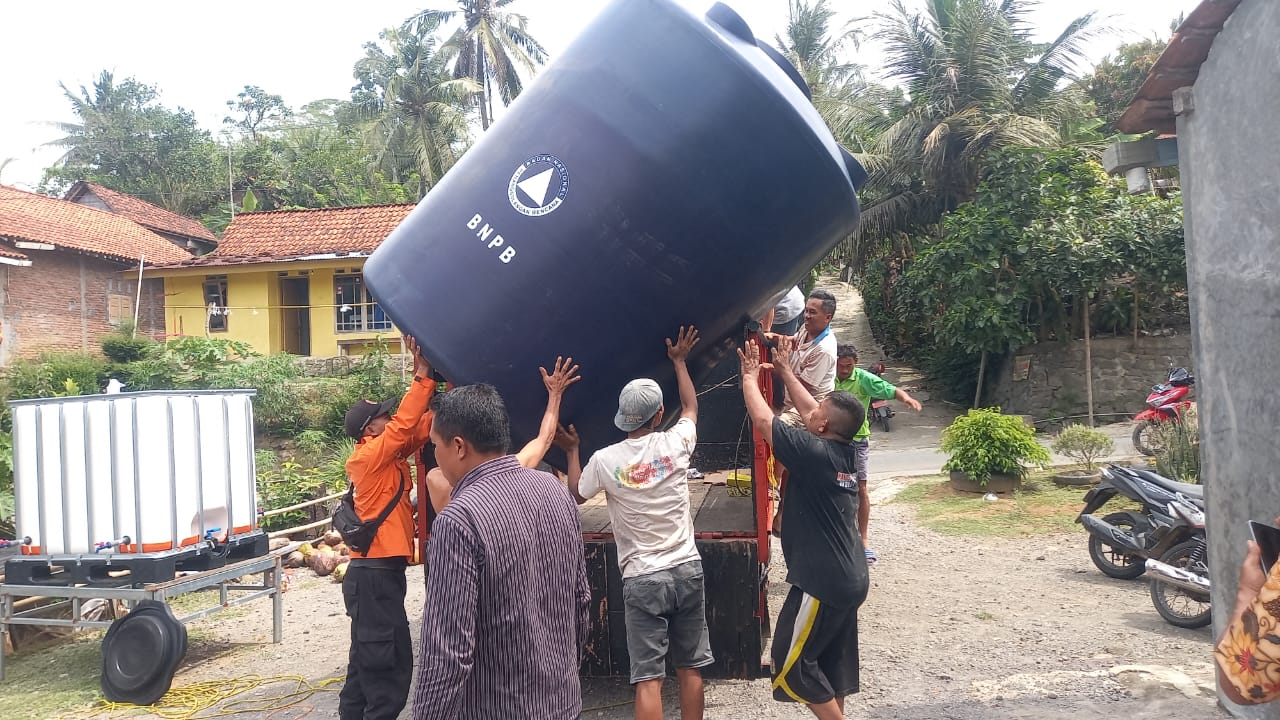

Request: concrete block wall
left=985, top=334, right=1194, bottom=421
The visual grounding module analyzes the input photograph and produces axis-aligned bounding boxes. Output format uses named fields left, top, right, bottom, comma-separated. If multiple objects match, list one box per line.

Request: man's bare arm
left=739, top=342, right=775, bottom=447
left=775, top=336, right=819, bottom=417
left=666, top=326, right=700, bottom=423
left=516, top=356, right=580, bottom=468
left=555, top=424, right=587, bottom=504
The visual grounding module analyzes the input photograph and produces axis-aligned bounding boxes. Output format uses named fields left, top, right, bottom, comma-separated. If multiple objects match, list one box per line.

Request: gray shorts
left=854, top=438, right=870, bottom=483
left=621, top=559, right=714, bottom=683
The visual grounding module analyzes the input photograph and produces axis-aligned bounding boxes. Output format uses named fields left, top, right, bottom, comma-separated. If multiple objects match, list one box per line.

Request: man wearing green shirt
left=834, top=345, right=922, bottom=563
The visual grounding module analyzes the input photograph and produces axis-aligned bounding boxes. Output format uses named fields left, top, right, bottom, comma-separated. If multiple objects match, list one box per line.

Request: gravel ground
left=109, top=491, right=1226, bottom=720
left=573, top=496, right=1226, bottom=720
left=112, top=280, right=1225, bottom=718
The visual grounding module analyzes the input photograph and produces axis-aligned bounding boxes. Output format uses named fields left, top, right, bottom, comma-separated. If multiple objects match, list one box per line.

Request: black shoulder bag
left=332, top=469, right=406, bottom=555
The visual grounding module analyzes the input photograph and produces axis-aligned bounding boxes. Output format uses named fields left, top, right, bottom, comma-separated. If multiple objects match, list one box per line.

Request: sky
left=0, top=0, right=1198, bottom=191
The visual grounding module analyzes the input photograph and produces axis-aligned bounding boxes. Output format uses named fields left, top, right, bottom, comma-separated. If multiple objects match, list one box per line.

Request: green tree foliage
left=357, top=20, right=478, bottom=199
left=406, top=0, right=547, bottom=130
left=41, top=71, right=223, bottom=217
left=776, top=0, right=906, bottom=159
left=1083, top=38, right=1170, bottom=133
left=223, top=85, right=292, bottom=141
left=844, top=0, right=1104, bottom=268
left=872, top=148, right=1185, bottom=402
left=201, top=99, right=416, bottom=229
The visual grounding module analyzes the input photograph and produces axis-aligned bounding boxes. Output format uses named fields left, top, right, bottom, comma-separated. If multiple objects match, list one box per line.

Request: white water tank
left=10, top=390, right=259, bottom=556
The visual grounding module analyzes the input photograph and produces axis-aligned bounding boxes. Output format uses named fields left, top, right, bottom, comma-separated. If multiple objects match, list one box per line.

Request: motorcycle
left=1132, top=365, right=1195, bottom=456
left=1144, top=499, right=1211, bottom=629
left=1076, top=464, right=1205, bottom=580
left=867, top=363, right=895, bottom=432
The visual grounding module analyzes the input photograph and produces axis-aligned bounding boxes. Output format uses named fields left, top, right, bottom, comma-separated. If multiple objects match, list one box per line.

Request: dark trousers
left=339, top=564, right=412, bottom=720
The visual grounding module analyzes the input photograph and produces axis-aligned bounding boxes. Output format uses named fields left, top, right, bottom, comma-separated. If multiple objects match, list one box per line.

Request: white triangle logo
left=517, top=168, right=556, bottom=207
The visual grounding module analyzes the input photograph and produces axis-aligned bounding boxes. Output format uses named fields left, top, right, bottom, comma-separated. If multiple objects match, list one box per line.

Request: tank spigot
left=93, top=536, right=132, bottom=553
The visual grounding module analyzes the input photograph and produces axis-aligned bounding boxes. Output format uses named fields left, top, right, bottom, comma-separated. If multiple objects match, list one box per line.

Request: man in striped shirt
left=412, top=384, right=590, bottom=720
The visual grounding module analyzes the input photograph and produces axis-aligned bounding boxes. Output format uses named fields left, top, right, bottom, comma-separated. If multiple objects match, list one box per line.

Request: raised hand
left=405, top=335, right=430, bottom=379
left=540, top=356, right=582, bottom=397
left=773, top=334, right=795, bottom=375
left=737, top=341, right=764, bottom=379
left=666, top=325, right=701, bottom=362
left=553, top=423, right=580, bottom=451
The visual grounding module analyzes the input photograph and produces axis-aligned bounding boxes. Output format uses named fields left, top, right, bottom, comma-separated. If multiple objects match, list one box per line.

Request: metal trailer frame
left=0, top=552, right=284, bottom=681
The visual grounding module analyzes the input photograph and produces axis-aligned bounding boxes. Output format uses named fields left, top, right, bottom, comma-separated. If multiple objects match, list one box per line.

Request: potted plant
left=1050, top=424, right=1114, bottom=486
left=941, top=408, right=1050, bottom=493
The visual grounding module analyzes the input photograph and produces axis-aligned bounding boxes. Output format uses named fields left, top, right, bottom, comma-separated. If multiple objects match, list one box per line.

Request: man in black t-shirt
left=740, top=335, right=870, bottom=720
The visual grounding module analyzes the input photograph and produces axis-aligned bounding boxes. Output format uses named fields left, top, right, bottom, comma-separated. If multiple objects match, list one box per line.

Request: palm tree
left=844, top=0, right=1103, bottom=267
left=44, top=71, right=155, bottom=168
left=405, top=0, right=547, bottom=130
left=359, top=22, right=479, bottom=199
left=776, top=0, right=864, bottom=96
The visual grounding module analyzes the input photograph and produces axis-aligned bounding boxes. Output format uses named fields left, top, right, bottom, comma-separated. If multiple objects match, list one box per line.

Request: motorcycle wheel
left=1131, top=420, right=1165, bottom=457
left=879, top=411, right=890, bottom=433
left=1150, top=539, right=1212, bottom=629
left=1087, top=511, right=1151, bottom=580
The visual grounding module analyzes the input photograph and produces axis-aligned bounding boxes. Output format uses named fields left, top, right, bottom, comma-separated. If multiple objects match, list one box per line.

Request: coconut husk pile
left=282, top=530, right=350, bottom=581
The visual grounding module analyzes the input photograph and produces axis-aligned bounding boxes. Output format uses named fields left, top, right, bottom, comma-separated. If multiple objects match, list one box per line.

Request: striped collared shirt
left=412, top=455, right=591, bottom=720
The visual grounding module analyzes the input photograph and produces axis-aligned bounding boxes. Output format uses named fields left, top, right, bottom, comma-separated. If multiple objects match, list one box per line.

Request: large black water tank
left=364, top=0, right=865, bottom=465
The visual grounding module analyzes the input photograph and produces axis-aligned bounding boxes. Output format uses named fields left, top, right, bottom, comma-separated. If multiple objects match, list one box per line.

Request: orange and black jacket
left=344, top=377, right=434, bottom=559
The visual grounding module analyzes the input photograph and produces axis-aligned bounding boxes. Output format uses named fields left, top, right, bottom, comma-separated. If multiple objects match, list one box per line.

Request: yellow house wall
left=308, top=266, right=402, bottom=356
left=155, top=261, right=400, bottom=357
left=161, top=271, right=279, bottom=354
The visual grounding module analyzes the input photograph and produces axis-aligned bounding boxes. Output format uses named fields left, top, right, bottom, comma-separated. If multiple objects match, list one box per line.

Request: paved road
left=815, top=278, right=1145, bottom=486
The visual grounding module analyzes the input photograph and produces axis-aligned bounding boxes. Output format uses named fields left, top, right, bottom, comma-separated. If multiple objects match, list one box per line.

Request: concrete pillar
left=1177, top=1, right=1280, bottom=716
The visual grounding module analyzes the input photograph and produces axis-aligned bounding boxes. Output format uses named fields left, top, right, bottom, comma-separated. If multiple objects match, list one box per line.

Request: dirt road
left=114, top=495, right=1223, bottom=720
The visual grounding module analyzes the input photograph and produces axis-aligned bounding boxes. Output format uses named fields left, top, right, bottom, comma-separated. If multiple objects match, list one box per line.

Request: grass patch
left=0, top=632, right=104, bottom=718
left=892, top=470, right=1106, bottom=537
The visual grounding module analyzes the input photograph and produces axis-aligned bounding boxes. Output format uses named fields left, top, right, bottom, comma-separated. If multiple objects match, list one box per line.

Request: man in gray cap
left=561, top=326, right=712, bottom=720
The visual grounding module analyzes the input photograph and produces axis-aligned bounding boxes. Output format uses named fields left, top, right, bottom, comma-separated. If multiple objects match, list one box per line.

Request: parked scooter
left=867, top=363, right=895, bottom=432
left=1076, top=464, right=1205, bottom=579
left=1144, top=499, right=1211, bottom=628
left=1132, top=365, right=1195, bottom=456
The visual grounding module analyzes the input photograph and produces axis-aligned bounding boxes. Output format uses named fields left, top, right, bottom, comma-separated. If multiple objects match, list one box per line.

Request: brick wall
left=0, top=249, right=165, bottom=363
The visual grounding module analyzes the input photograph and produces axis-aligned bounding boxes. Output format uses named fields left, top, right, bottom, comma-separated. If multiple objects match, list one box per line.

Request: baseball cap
left=345, top=398, right=397, bottom=439
left=614, top=379, right=663, bottom=432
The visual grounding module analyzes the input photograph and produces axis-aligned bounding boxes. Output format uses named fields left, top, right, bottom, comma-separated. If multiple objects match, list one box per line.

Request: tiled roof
left=0, top=243, right=29, bottom=263
left=0, top=185, right=193, bottom=264
left=67, top=182, right=218, bottom=244
left=152, top=204, right=416, bottom=267
left=1116, top=0, right=1245, bottom=134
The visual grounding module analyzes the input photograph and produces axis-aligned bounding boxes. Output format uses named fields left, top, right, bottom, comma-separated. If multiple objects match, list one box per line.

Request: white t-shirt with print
left=579, top=418, right=701, bottom=579
left=783, top=325, right=838, bottom=410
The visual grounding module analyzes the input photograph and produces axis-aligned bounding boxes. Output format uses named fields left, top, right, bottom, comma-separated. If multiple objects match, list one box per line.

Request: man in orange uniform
left=339, top=336, right=433, bottom=720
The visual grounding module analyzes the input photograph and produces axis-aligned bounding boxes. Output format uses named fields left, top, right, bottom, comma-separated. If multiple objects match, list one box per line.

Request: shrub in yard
left=1051, top=424, right=1114, bottom=471
left=1155, top=405, right=1200, bottom=483
left=254, top=438, right=352, bottom=533
left=6, top=353, right=108, bottom=399
left=209, top=354, right=303, bottom=434
left=941, top=408, right=1051, bottom=485
left=99, top=322, right=159, bottom=363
